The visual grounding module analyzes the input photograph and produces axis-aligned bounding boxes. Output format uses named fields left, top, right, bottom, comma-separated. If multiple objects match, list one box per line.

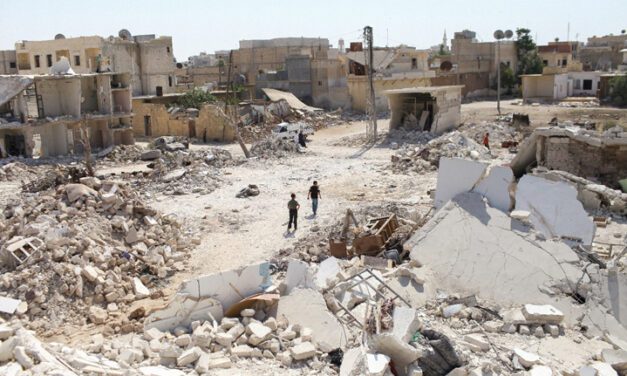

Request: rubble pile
left=459, top=121, right=524, bottom=147
left=0, top=162, right=42, bottom=183
left=103, top=145, right=146, bottom=162
left=135, top=149, right=234, bottom=196
left=250, top=137, right=300, bottom=158
left=392, top=130, right=491, bottom=173
left=0, top=178, right=196, bottom=335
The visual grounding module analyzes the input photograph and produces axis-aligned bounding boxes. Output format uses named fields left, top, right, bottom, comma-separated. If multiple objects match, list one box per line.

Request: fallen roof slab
left=407, top=192, right=584, bottom=306
left=515, top=175, right=595, bottom=245
left=261, top=88, right=322, bottom=112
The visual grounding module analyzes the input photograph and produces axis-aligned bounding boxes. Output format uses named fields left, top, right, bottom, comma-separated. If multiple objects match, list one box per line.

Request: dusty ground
left=150, top=119, right=437, bottom=292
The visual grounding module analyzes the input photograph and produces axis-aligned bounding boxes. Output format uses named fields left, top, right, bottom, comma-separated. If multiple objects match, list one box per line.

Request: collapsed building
left=511, top=125, right=627, bottom=189
left=131, top=94, right=235, bottom=142
left=0, top=71, right=134, bottom=158
left=385, top=86, right=463, bottom=134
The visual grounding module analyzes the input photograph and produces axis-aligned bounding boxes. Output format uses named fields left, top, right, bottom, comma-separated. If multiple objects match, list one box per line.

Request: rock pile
left=103, top=145, right=146, bottom=162
left=250, top=137, right=300, bottom=158
left=392, top=131, right=491, bottom=173
left=0, top=162, right=41, bottom=183
left=0, top=178, right=196, bottom=335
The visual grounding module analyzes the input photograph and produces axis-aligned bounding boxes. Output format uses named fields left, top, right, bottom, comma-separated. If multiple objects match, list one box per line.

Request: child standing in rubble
left=287, top=193, right=300, bottom=231
left=308, top=181, right=321, bottom=216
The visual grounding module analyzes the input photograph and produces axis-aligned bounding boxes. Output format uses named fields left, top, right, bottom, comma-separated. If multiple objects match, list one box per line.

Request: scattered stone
left=291, top=342, right=316, bottom=360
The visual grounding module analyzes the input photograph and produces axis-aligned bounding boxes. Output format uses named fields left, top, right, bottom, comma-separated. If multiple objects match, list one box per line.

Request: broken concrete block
left=290, top=342, right=316, bottom=360
left=141, top=150, right=162, bottom=161
left=511, top=210, right=531, bottom=223
left=513, top=348, right=540, bottom=368
left=601, top=349, right=627, bottom=374
left=340, top=347, right=364, bottom=376
left=366, top=353, right=390, bottom=376
left=0, top=325, right=14, bottom=340
left=277, top=288, right=346, bottom=352
left=231, top=345, right=254, bottom=358
left=544, top=324, right=560, bottom=337
left=315, top=256, right=341, bottom=290
left=392, top=307, right=421, bottom=343
left=582, top=362, right=619, bottom=376
left=529, top=365, right=553, bottom=376
left=463, top=334, right=490, bottom=352
left=516, top=175, right=595, bottom=245
left=176, top=347, right=202, bottom=367
left=88, top=306, right=108, bottom=324
left=144, top=327, right=165, bottom=341
left=277, top=351, right=293, bottom=367
left=522, top=304, right=564, bottom=324
left=285, top=259, right=315, bottom=294
left=473, top=165, right=515, bottom=212
left=13, top=346, right=33, bottom=369
left=174, top=334, right=191, bottom=348
left=247, top=322, right=272, bottom=346
left=215, top=333, right=234, bottom=347
left=81, top=266, right=99, bottom=282
left=370, top=333, right=421, bottom=374
left=0, top=337, right=18, bottom=362
left=64, top=184, right=98, bottom=203
left=482, top=321, right=502, bottom=333
left=264, top=317, right=278, bottom=331
left=240, top=308, right=255, bottom=317
left=132, top=277, right=150, bottom=299
left=442, top=304, right=464, bottom=318
left=138, top=366, right=186, bottom=376
left=519, top=325, right=531, bottom=335
left=434, top=158, right=488, bottom=209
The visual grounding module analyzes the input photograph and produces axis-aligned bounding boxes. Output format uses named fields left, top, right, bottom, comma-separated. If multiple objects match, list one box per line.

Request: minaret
left=443, top=29, right=447, bottom=50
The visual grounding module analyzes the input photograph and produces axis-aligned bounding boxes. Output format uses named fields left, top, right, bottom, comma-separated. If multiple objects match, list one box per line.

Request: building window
left=168, top=76, right=173, bottom=87
left=583, top=79, right=593, bottom=90
left=543, top=60, right=548, bottom=66
left=411, top=58, right=417, bottom=69
left=166, top=46, right=171, bottom=54
left=574, top=79, right=581, bottom=90
left=34, top=55, right=41, bottom=68
left=74, top=55, right=80, bottom=66
left=562, top=59, right=567, bottom=66
left=318, top=81, right=322, bottom=86
left=9, top=62, right=16, bottom=69
left=46, top=54, right=53, bottom=67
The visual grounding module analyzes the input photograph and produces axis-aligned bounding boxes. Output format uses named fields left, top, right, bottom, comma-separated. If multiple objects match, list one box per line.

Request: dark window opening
left=144, top=115, right=152, bottom=136
left=583, top=79, right=593, bottom=90
left=156, top=86, right=163, bottom=96
left=9, top=62, right=16, bottom=69
left=168, top=76, right=173, bottom=87
left=562, top=59, right=567, bottom=66
left=318, top=81, right=322, bottom=86
left=166, top=46, right=171, bottom=53
left=411, top=58, right=417, bottom=69
left=46, top=54, right=52, bottom=67
left=34, top=55, right=41, bottom=68
left=74, top=55, right=81, bottom=66
left=542, top=60, right=548, bottom=66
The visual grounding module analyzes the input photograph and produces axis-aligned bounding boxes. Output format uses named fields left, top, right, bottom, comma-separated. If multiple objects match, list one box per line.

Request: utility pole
left=364, top=26, right=377, bottom=141
left=493, top=29, right=513, bottom=116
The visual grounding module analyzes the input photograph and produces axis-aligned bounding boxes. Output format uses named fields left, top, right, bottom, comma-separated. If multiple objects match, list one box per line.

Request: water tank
left=118, top=29, right=132, bottom=40
left=54, top=34, right=65, bottom=40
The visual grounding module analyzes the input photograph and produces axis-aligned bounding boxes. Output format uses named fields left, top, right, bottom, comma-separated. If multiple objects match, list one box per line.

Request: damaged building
left=0, top=72, right=134, bottom=158
left=131, top=94, right=235, bottom=141
left=385, top=86, right=463, bottom=134
left=511, top=125, right=627, bottom=189
left=14, top=30, right=176, bottom=96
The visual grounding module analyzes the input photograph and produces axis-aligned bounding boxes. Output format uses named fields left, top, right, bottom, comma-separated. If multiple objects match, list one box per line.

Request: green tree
left=438, top=44, right=450, bottom=56
left=515, top=28, right=543, bottom=82
left=609, top=75, right=627, bottom=107
left=178, top=88, right=215, bottom=109
left=500, top=64, right=516, bottom=94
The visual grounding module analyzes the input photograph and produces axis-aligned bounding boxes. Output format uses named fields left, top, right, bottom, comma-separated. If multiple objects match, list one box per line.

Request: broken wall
left=36, top=79, right=81, bottom=118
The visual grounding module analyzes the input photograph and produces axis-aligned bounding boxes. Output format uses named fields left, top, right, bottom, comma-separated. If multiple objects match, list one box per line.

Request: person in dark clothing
left=307, top=181, right=321, bottom=216
left=287, top=193, right=300, bottom=231
left=298, top=131, right=307, bottom=148
left=482, top=132, right=490, bottom=150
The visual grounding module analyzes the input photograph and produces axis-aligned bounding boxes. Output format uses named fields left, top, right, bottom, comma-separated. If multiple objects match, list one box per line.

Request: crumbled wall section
left=544, top=136, right=627, bottom=187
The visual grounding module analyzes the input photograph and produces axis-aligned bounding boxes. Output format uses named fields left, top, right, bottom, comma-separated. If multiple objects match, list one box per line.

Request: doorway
left=144, top=116, right=152, bottom=136
left=5, top=134, right=26, bottom=156
left=188, top=119, right=196, bottom=138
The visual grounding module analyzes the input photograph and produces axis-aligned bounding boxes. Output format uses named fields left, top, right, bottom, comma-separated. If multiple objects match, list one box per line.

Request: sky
left=0, top=0, right=625, bottom=61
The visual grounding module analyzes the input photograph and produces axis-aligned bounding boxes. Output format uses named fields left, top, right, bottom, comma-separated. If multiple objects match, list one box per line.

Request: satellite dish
left=505, top=30, right=514, bottom=39
left=440, top=60, right=453, bottom=71
left=493, top=30, right=505, bottom=40
left=54, top=33, right=66, bottom=40
left=118, top=29, right=132, bottom=40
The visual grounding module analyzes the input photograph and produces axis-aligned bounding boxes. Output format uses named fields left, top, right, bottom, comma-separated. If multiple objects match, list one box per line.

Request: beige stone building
left=14, top=32, right=176, bottom=96
left=580, top=33, right=627, bottom=71
left=537, top=42, right=582, bottom=70
left=0, top=73, right=134, bottom=158
left=0, top=50, right=17, bottom=75
left=132, top=95, right=234, bottom=142
left=341, top=45, right=435, bottom=111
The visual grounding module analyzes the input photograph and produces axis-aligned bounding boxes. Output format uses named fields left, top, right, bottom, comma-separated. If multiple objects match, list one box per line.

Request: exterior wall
left=138, top=37, right=176, bottom=96
left=451, top=38, right=517, bottom=76
left=0, top=50, right=17, bottom=74
left=348, top=76, right=432, bottom=112
left=387, top=88, right=462, bottom=134
left=132, top=100, right=234, bottom=142
left=431, top=72, right=491, bottom=97
left=569, top=72, right=601, bottom=96
left=541, top=136, right=627, bottom=188
left=311, top=58, right=350, bottom=109
left=522, top=75, right=555, bottom=101
left=15, top=36, right=104, bottom=74
left=36, top=78, right=82, bottom=117
left=538, top=51, right=573, bottom=68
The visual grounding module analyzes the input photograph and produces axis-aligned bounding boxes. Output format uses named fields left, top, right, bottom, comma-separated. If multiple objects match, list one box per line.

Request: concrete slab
left=473, top=165, right=514, bottom=212
left=315, top=257, right=341, bottom=290
left=434, top=158, right=487, bottom=209
left=285, top=259, right=314, bottom=294
left=145, top=262, right=271, bottom=331
left=407, top=192, right=584, bottom=306
left=516, top=175, right=595, bottom=245
left=277, top=288, right=347, bottom=352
